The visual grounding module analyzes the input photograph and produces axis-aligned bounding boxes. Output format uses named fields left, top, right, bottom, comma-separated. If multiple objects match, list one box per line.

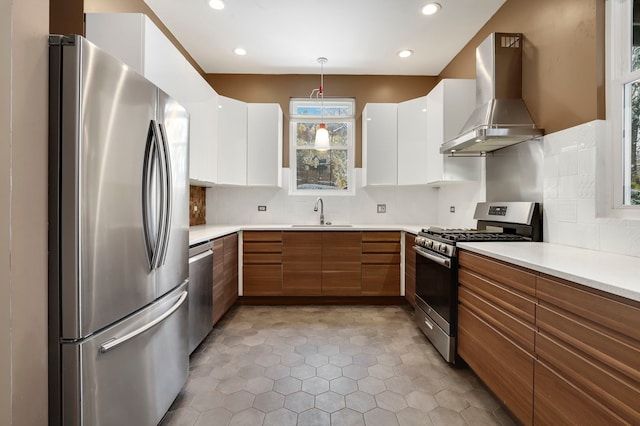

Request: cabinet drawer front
left=243, top=253, right=282, bottom=264
left=361, top=253, right=401, bottom=264
left=362, top=242, right=401, bottom=253
left=361, top=264, right=400, bottom=296
left=362, top=231, right=400, bottom=242
left=537, top=275, right=640, bottom=341
left=322, top=232, right=362, bottom=263
left=243, top=241, right=282, bottom=253
left=458, top=305, right=534, bottom=425
left=459, top=269, right=536, bottom=323
left=459, top=287, right=535, bottom=353
left=243, top=231, right=282, bottom=242
left=534, top=361, right=627, bottom=426
left=459, top=250, right=536, bottom=297
left=537, top=304, right=640, bottom=383
left=283, top=232, right=322, bottom=261
left=243, top=264, right=282, bottom=296
left=322, top=262, right=361, bottom=296
left=536, top=333, right=640, bottom=423
left=283, top=263, right=322, bottom=296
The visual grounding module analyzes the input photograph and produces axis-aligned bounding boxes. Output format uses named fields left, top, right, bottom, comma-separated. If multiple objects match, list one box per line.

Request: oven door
left=413, top=246, right=457, bottom=334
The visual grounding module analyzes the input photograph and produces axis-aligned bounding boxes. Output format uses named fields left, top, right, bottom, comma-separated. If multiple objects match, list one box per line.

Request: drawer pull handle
left=424, top=319, right=434, bottom=330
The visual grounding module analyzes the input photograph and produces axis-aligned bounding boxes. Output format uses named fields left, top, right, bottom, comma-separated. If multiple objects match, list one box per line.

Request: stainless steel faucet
left=313, top=197, right=324, bottom=225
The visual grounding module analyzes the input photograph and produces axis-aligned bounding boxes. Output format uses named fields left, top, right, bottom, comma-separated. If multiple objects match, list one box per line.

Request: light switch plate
left=258, top=205, right=267, bottom=211
left=377, top=204, right=386, bottom=213
left=450, top=206, right=455, bottom=213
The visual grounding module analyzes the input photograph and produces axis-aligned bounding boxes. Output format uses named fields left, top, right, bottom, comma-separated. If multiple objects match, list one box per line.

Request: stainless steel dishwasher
left=188, top=240, right=213, bottom=354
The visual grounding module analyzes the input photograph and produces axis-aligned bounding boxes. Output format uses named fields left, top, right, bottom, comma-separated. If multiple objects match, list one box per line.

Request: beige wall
left=439, top=0, right=605, bottom=135
left=0, top=0, right=12, bottom=423
left=2, top=0, right=50, bottom=424
left=206, top=74, right=438, bottom=168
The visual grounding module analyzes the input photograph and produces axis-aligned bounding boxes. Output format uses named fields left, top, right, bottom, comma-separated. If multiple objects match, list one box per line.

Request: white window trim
left=601, top=0, right=640, bottom=217
left=289, top=98, right=356, bottom=196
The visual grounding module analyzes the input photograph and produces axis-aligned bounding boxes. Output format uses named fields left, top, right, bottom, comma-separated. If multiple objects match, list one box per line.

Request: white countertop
left=457, top=242, right=640, bottom=302
left=189, top=224, right=424, bottom=245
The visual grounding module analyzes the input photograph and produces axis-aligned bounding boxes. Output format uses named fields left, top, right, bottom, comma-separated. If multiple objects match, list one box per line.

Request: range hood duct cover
left=440, top=33, right=544, bottom=154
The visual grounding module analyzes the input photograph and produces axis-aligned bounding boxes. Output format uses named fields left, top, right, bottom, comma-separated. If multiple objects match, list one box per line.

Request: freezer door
left=61, top=282, right=188, bottom=426
left=58, top=36, right=161, bottom=338
left=155, top=90, right=189, bottom=297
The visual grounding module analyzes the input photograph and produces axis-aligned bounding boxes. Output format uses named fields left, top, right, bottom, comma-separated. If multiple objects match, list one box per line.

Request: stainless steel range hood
left=440, top=33, right=543, bottom=154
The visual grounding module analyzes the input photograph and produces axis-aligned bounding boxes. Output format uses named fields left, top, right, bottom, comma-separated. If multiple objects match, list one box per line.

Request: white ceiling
left=143, top=0, right=506, bottom=75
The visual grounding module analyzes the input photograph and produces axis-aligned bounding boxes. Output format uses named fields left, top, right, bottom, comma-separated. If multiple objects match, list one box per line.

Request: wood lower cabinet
left=404, top=233, right=416, bottom=307
left=535, top=274, right=640, bottom=424
left=283, top=232, right=322, bottom=296
left=212, top=233, right=238, bottom=325
left=458, top=249, right=640, bottom=425
left=322, top=231, right=362, bottom=296
left=242, top=231, right=282, bottom=296
left=241, top=230, right=407, bottom=297
left=458, top=250, right=537, bottom=425
left=361, top=232, right=401, bottom=296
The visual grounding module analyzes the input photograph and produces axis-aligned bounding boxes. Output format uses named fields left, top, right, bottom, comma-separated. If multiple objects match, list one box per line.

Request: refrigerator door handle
left=99, top=288, right=188, bottom=353
left=156, top=122, right=172, bottom=268
left=142, top=120, right=161, bottom=270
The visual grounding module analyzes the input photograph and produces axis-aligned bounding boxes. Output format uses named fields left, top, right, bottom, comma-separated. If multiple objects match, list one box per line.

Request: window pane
left=296, top=122, right=351, bottom=147
left=291, top=99, right=354, bottom=117
left=633, top=0, right=640, bottom=71
left=296, top=149, right=349, bottom=190
left=626, top=79, right=640, bottom=205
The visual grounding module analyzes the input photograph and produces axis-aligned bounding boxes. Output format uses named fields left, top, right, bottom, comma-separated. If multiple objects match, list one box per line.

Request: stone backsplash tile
left=189, top=185, right=206, bottom=226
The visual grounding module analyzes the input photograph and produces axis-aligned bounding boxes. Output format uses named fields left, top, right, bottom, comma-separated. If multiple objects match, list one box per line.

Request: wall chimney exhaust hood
left=440, top=33, right=543, bottom=154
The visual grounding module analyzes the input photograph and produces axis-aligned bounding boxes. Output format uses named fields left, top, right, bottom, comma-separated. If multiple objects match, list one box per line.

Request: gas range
left=414, top=202, right=542, bottom=258
left=412, top=201, right=542, bottom=364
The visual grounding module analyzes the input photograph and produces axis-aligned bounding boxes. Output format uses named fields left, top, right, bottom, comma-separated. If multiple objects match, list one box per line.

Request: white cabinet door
left=426, top=79, right=480, bottom=184
left=185, top=65, right=218, bottom=185
left=397, top=96, right=428, bottom=185
left=362, top=103, right=398, bottom=186
left=247, top=103, right=282, bottom=186
left=85, top=13, right=186, bottom=102
left=143, top=18, right=186, bottom=101
left=217, top=96, right=248, bottom=185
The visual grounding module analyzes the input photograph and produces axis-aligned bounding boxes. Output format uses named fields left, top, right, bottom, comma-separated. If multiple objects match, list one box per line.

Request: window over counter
left=608, top=0, right=640, bottom=209
left=289, top=98, right=355, bottom=195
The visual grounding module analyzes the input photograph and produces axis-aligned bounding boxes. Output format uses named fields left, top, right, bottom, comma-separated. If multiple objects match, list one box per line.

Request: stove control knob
left=432, top=242, right=440, bottom=251
left=426, top=240, right=433, bottom=249
left=440, top=245, right=448, bottom=254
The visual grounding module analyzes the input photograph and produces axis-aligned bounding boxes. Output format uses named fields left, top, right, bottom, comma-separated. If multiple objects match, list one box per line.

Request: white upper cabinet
left=87, top=13, right=222, bottom=186
left=362, top=103, right=398, bottom=186
left=85, top=13, right=186, bottom=101
left=397, top=96, right=428, bottom=185
left=247, top=104, right=283, bottom=187
left=217, top=96, right=248, bottom=185
left=426, top=79, right=480, bottom=184
left=184, top=65, right=219, bottom=185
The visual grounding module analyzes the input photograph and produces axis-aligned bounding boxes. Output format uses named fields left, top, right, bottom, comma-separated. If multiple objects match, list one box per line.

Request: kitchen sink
left=291, top=224, right=353, bottom=228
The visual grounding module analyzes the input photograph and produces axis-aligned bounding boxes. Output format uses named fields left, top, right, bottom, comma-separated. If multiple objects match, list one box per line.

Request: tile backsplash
left=189, top=185, right=206, bottom=226
left=206, top=169, right=440, bottom=226
left=543, top=120, right=640, bottom=257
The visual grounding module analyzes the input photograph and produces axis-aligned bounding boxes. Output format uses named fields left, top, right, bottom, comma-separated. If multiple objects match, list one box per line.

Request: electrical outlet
left=377, top=204, right=386, bottom=213
left=258, top=205, right=267, bottom=212
left=450, top=206, right=456, bottom=213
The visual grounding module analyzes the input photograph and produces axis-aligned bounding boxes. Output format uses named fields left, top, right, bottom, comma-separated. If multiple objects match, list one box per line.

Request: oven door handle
left=413, top=246, right=451, bottom=269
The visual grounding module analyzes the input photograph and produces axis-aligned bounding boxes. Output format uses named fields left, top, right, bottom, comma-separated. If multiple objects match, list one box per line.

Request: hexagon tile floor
left=160, top=305, right=516, bottom=426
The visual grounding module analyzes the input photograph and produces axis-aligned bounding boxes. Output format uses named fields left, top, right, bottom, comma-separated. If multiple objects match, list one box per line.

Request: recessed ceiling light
left=208, top=0, right=225, bottom=10
left=422, top=2, right=441, bottom=15
left=234, top=47, right=247, bottom=56
left=398, top=49, right=413, bottom=58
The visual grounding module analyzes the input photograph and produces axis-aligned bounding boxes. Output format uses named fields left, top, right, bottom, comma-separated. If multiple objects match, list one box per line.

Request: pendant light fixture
left=314, top=57, right=330, bottom=151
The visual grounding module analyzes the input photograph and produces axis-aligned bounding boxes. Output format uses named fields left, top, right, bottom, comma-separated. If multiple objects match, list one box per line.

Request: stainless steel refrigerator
left=48, top=35, right=189, bottom=425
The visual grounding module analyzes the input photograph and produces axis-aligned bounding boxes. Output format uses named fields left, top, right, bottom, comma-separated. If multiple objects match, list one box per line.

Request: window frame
left=289, top=98, right=356, bottom=196
left=603, top=0, right=640, bottom=216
